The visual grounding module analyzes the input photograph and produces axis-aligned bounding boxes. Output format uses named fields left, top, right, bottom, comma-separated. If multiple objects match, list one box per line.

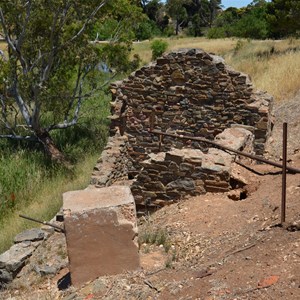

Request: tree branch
left=0, top=134, right=37, bottom=141
left=46, top=73, right=116, bottom=132
left=68, top=0, right=108, bottom=44
left=0, top=7, right=28, bottom=74
left=15, top=0, right=32, bottom=73
left=12, top=85, right=32, bottom=126
left=0, top=8, right=16, bottom=52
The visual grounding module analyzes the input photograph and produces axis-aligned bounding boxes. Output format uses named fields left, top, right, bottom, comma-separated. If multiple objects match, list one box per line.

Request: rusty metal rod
left=281, top=123, right=287, bottom=224
left=19, top=214, right=65, bottom=233
left=150, top=129, right=300, bottom=174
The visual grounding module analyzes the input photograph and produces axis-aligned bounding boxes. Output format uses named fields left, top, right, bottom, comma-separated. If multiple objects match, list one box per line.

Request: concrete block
left=63, top=186, right=140, bottom=287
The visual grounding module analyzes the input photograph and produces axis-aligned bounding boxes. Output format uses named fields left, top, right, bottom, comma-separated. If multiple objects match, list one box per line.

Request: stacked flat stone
left=110, top=48, right=273, bottom=178
left=0, top=229, right=46, bottom=285
left=90, top=135, right=129, bottom=187
left=131, top=148, right=232, bottom=207
left=131, top=127, right=254, bottom=207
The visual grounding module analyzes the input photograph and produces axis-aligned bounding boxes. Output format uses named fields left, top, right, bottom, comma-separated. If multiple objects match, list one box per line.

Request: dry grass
left=0, top=154, right=98, bottom=253
left=167, top=37, right=236, bottom=54
left=0, top=41, right=7, bottom=52
left=225, top=40, right=300, bottom=101
left=133, top=37, right=300, bottom=101
left=132, top=37, right=236, bottom=64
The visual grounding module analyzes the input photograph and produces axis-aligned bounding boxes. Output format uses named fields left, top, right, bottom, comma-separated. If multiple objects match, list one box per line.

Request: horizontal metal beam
left=150, top=129, right=300, bottom=174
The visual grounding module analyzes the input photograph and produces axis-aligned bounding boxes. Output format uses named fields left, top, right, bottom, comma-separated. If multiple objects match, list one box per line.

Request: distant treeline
left=126, top=1, right=300, bottom=40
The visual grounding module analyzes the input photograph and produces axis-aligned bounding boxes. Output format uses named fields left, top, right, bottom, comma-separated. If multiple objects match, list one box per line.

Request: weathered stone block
left=215, top=127, right=254, bottom=152
left=63, top=186, right=140, bottom=287
left=14, top=228, right=45, bottom=244
left=0, top=242, right=36, bottom=273
left=166, top=179, right=195, bottom=191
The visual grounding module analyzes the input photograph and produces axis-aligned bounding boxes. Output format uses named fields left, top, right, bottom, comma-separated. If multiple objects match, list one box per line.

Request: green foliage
left=151, top=39, right=168, bottom=60
left=134, top=19, right=161, bottom=41
left=266, top=0, right=300, bottom=38
left=213, top=7, right=240, bottom=28
left=166, top=0, right=189, bottom=35
left=91, top=1, right=144, bottom=42
left=0, top=83, right=111, bottom=224
left=232, top=5, right=268, bottom=39
left=208, top=2, right=269, bottom=39
left=188, top=14, right=203, bottom=37
left=142, top=0, right=163, bottom=22
left=207, top=27, right=226, bottom=39
left=208, top=0, right=300, bottom=40
left=0, top=0, right=143, bottom=161
left=163, top=25, right=175, bottom=37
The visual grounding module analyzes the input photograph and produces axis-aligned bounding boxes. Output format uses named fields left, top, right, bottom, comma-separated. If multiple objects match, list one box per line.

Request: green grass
left=0, top=87, right=112, bottom=252
left=0, top=152, right=99, bottom=253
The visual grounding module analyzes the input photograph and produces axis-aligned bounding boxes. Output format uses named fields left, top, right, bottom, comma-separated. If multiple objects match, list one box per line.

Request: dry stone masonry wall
left=90, top=135, right=129, bottom=187
left=110, top=49, right=273, bottom=178
left=131, top=127, right=254, bottom=208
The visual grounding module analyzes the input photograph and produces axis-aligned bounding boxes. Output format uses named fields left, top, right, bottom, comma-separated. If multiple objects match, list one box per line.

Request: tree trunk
left=36, top=130, right=67, bottom=164
left=176, top=19, right=179, bottom=35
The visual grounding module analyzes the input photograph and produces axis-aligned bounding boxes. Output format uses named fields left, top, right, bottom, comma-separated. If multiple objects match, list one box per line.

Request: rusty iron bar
left=19, top=214, right=65, bottom=233
left=149, top=129, right=300, bottom=174
left=281, top=123, right=287, bottom=224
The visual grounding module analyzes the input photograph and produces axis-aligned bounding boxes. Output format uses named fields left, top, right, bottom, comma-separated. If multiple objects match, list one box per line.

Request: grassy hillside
left=1, top=37, right=300, bottom=253
left=133, top=37, right=300, bottom=101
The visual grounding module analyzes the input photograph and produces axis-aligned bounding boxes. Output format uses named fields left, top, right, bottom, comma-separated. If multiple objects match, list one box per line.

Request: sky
left=160, top=0, right=271, bottom=9
left=160, top=1, right=263, bottom=9
left=221, top=0, right=254, bottom=9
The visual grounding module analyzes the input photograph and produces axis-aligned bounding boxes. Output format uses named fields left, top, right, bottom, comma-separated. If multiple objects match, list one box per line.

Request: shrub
left=234, top=39, right=246, bottom=54
left=151, top=39, right=168, bottom=60
left=207, top=27, right=227, bottom=39
left=134, top=20, right=161, bottom=41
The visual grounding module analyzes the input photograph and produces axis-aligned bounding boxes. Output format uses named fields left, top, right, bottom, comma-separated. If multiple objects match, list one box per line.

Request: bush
left=134, top=20, right=161, bottom=41
left=151, top=39, right=168, bottom=60
left=163, top=25, right=175, bottom=37
left=207, top=27, right=227, bottom=39
left=234, top=39, right=246, bottom=54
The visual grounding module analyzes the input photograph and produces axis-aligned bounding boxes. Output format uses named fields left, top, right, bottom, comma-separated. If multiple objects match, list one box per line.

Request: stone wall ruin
left=110, top=49, right=273, bottom=168
left=0, top=49, right=274, bottom=287
left=104, top=49, right=273, bottom=207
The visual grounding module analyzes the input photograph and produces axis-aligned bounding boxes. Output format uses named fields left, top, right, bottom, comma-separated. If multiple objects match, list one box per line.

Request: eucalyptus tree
left=266, top=0, right=300, bottom=38
left=0, top=0, right=141, bottom=162
left=166, top=0, right=190, bottom=35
